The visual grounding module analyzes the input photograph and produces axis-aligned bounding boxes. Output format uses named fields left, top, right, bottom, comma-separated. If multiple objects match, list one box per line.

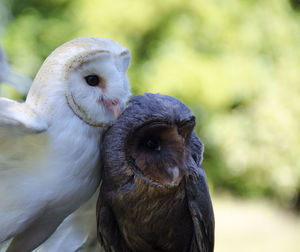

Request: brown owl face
left=126, top=117, right=195, bottom=186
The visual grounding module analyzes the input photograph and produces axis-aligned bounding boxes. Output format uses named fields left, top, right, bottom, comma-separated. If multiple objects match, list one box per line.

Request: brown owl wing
left=185, top=133, right=215, bottom=252
left=96, top=189, right=132, bottom=252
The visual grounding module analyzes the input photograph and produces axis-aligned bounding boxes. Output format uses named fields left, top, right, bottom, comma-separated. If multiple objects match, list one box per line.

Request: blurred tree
left=1, top=0, right=300, bottom=209
left=290, top=0, right=300, bottom=11
left=3, top=0, right=71, bottom=17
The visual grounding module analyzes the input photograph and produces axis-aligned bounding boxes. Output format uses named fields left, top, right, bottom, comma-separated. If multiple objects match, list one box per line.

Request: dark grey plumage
left=97, top=93, right=215, bottom=252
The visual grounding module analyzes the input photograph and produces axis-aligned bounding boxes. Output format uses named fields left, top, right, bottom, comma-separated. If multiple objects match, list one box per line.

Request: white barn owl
left=0, top=37, right=131, bottom=252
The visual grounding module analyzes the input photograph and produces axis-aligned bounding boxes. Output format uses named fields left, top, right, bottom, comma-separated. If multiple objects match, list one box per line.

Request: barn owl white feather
left=0, top=37, right=131, bottom=252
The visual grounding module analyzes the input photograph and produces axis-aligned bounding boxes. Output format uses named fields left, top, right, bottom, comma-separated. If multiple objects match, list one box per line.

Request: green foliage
left=290, top=0, right=300, bottom=11
left=1, top=0, right=300, bottom=208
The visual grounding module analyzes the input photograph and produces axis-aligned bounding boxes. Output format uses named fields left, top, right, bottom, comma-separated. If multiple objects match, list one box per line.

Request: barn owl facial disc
left=0, top=37, right=131, bottom=252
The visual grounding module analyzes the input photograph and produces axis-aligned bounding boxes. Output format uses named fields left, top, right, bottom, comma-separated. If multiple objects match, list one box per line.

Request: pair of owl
left=0, top=37, right=214, bottom=252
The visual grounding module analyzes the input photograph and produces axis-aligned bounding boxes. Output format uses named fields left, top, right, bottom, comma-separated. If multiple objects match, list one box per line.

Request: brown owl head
left=101, top=93, right=204, bottom=189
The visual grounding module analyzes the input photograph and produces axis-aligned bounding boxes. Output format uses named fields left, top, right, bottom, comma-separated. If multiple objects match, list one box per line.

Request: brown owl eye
left=84, top=75, right=99, bottom=86
left=145, top=138, right=161, bottom=151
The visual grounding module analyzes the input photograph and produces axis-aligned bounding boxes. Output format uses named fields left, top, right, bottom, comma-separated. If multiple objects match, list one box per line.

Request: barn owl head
left=26, top=37, right=131, bottom=126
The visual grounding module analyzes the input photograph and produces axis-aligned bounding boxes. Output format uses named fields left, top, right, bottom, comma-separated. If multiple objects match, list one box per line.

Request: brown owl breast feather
left=97, top=93, right=215, bottom=252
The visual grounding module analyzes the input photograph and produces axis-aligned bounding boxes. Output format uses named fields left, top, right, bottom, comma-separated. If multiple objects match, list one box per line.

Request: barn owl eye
left=84, top=75, right=100, bottom=86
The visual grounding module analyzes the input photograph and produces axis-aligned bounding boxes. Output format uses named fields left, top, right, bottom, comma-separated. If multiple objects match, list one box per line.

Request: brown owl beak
left=101, top=97, right=121, bottom=119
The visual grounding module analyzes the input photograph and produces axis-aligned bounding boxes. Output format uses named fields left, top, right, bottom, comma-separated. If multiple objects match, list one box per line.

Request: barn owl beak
left=101, top=97, right=121, bottom=119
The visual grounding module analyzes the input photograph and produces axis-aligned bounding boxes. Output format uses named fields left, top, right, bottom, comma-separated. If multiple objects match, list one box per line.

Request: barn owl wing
left=185, top=132, right=215, bottom=252
left=36, top=193, right=100, bottom=252
left=0, top=97, right=47, bottom=137
left=0, top=98, right=48, bottom=243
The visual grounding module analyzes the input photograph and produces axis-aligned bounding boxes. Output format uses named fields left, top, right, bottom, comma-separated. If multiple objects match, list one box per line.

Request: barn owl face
left=27, top=37, right=131, bottom=126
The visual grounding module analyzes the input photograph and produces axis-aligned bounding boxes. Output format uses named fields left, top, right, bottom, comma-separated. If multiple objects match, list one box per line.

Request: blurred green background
left=1, top=0, right=300, bottom=251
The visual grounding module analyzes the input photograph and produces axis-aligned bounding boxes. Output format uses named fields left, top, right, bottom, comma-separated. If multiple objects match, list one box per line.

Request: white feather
left=35, top=192, right=101, bottom=252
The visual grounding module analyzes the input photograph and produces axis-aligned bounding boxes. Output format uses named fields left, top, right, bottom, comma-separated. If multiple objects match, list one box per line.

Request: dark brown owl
left=97, top=93, right=214, bottom=252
